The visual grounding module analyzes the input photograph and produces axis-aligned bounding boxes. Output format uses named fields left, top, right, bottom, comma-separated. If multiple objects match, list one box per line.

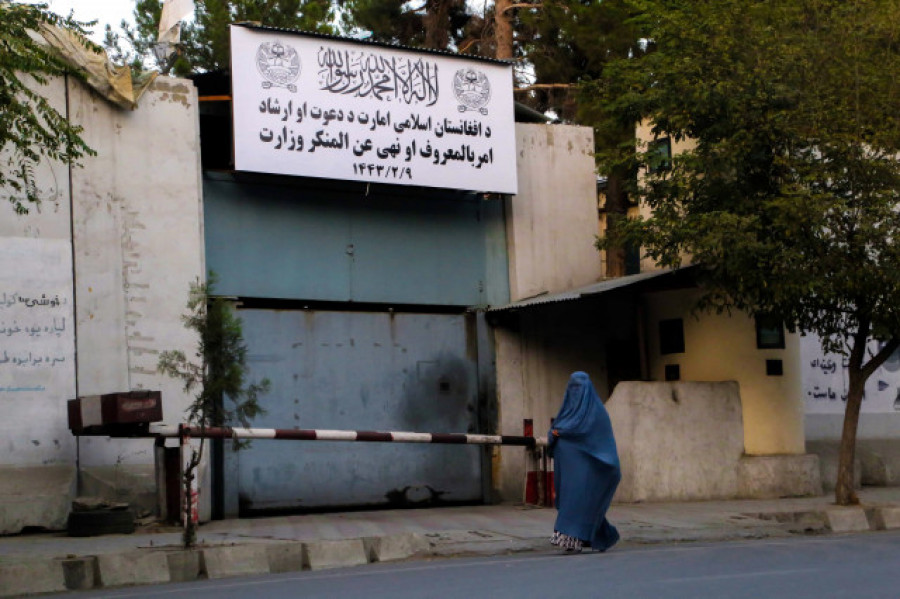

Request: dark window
left=665, top=364, right=681, bottom=381
left=756, top=315, right=785, bottom=349
left=766, top=359, right=784, bottom=376
left=647, top=137, right=672, bottom=174
left=625, top=243, right=641, bottom=275
left=659, top=318, right=685, bottom=355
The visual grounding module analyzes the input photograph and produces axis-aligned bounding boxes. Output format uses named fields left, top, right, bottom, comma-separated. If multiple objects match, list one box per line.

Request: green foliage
left=340, top=0, right=476, bottom=51
left=602, top=0, right=900, bottom=352
left=158, top=275, right=269, bottom=431
left=518, top=0, right=642, bottom=119
left=107, top=0, right=337, bottom=76
left=0, top=1, right=97, bottom=214
left=600, top=0, right=900, bottom=504
left=158, top=274, right=268, bottom=547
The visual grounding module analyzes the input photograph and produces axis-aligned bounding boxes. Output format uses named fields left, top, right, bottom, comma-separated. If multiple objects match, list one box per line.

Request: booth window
left=647, top=137, right=672, bottom=174
left=659, top=318, right=685, bottom=355
left=756, top=315, right=785, bottom=349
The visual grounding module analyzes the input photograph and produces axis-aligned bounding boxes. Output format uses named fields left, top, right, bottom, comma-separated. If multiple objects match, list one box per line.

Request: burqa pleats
left=547, top=371, right=621, bottom=551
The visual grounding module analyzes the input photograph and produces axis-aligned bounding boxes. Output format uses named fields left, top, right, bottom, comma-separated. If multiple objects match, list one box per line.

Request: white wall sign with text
left=802, top=334, right=900, bottom=414
left=0, top=237, right=75, bottom=400
left=231, top=25, right=518, bottom=194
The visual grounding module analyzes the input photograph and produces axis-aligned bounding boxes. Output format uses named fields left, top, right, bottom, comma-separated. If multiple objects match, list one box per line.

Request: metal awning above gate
left=488, top=266, right=696, bottom=312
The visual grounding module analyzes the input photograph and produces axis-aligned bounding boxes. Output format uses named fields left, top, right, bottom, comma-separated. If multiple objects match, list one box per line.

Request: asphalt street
left=45, top=529, right=900, bottom=599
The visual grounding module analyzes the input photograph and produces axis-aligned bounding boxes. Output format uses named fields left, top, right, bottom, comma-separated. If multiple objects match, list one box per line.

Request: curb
left=0, top=533, right=434, bottom=597
left=2, top=506, right=899, bottom=597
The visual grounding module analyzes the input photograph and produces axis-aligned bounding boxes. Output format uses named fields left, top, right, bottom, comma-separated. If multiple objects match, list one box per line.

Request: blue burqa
left=547, top=371, right=621, bottom=551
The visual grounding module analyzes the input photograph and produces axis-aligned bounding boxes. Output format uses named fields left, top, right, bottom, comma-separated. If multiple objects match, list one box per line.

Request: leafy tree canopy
left=601, top=0, right=900, bottom=504
left=0, top=1, right=97, bottom=214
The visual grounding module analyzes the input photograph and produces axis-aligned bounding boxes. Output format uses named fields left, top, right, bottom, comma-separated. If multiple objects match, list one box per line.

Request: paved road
left=51, top=530, right=900, bottom=599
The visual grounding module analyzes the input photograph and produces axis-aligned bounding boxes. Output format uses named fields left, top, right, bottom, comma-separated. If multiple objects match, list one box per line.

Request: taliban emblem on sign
left=453, top=68, right=491, bottom=115
left=256, top=40, right=301, bottom=92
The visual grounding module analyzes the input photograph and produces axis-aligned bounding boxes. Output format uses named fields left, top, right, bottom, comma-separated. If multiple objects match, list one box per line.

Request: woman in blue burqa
left=548, top=371, right=621, bottom=553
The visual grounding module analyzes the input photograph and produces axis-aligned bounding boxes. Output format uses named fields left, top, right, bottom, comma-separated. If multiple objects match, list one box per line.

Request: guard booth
left=194, top=25, right=521, bottom=516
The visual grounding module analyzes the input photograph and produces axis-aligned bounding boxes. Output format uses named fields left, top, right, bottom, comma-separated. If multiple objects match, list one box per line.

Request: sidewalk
left=2, top=487, right=900, bottom=597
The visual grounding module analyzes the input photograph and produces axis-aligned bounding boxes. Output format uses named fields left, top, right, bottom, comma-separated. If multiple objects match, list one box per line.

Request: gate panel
left=234, top=309, right=482, bottom=511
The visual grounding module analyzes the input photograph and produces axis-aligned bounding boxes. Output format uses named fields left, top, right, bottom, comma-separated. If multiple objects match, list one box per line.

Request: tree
left=601, top=0, right=900, bottom=505
left=0, top=1, right=97, bottom=214
left=340, top=0, right=479, bottom=52
left=517, top=0, right=645, bottom=276
left=107, top=0, right=337, bottom=77
left=158, top=276, right=269, bottom=547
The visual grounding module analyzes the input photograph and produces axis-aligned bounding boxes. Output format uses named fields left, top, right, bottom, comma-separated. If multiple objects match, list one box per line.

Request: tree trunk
left=833, top=330, right=900, bottom=505
left=835, top=365, right=864, bottom=505
left=494, top=0, right=514, bottom=60
left=604, top=172, right=628, bottom=277
left=423, top=0, right=452, bottom=49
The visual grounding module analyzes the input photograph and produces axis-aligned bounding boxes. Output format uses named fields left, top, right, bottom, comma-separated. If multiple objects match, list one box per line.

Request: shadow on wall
left=395, top=353, right=475, bottom=434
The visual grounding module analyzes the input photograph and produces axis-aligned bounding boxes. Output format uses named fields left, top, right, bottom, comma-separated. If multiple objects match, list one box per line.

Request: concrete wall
left=642, top=289, right=805, bottom=456
left=0, top=76, right=77, bottom=471
left=505, top=124, right=602, bottom=301
left=494, top=308, right=608, bottom=501
left=493, top=123, right=603, bottom=501
left=607, top=381, right=744, bottom=502
left=68, top=77, right=204, bottom=473
left=0, top=75, right=205, bottom=531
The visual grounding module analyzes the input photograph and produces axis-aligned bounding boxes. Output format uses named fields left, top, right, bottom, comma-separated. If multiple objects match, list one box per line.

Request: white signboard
left=231, top=26, right=518, bottom=194
left=0, top=238, right=75, bottom=399
left=802, top=334, right=900, bottom=414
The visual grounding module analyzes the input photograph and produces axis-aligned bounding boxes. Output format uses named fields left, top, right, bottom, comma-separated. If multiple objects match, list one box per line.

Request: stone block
left=167, top=549, right=204, bottom=582
left=304, top=539, right=368, bottom=570
left=80, top=465, right=158, bottom=517
left=825, top=507, right=870, bottom=533
left=60, top=556, right=99, bottom=590
left=202, top=544, right=270, bottom=579
left=871, top=506, right=900, bottom=530
left=0, top=465, right=76, bottom=534
left=806, top=440, right=862, bottom=492
left=737, top=454, right=822, bottom=499
left=608, top=382, right=744, bottom=502
left=0, top=560, right=66, bottom=597
left=267, top=542, right=306, bottom=573
left=363, top=533, right=430, bottom=562
left=97, top=551, right=170, bottom=587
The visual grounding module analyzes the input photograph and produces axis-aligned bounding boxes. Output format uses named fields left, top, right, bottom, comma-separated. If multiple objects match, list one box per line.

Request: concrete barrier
left=202, top=544, right=270, bottom=579
left=363, top=533, right=430, bottom=562
left=167, top=549, right=204, bottom=582
left=60, top=556, right=99, bottom=590
left=608, top=382, right=744, bottom=502
left=0, top=465, right=76, bottom=534
left=737, top=455, right=822, bottom=499
left=266, top=542, right=306, bottom=573
left=304, top=539, right=368, bottom=570
left=824, top=508, right=870, bottom=533
left=0, top=560, right=67, bottom=597
left=97, top=551, right=170, bottom=587
left=871, top=506, right=900, bottom=530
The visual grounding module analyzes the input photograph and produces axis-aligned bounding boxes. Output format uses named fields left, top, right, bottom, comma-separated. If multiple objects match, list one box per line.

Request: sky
left=44, top=0, right=136, bottom=41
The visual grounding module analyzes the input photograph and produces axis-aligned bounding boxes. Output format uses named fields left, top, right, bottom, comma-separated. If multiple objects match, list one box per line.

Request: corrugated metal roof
left=489, top=268, right=688, bottom=312
left=232, top=23, right=514, bottom=66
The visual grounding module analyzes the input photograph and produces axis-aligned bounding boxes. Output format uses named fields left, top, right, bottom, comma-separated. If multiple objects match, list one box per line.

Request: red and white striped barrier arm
left=150, top=424, right=548, bottom=447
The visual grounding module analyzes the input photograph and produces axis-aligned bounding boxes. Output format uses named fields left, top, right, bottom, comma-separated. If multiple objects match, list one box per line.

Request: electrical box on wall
left=67, top=391, right=163, bottom=436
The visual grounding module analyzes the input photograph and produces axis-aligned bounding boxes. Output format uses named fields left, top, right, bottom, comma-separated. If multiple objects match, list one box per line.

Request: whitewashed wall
left=0, top=77, right=77, bottom=468
left=803, top=334, right=900, bottom=441
left=504, top=124, right=601, bottom=301
left=495, top=123, right=602, bottom=501
left=0, top=75, right=204, bottom=531
left=69, top=77, right=205, bottom=469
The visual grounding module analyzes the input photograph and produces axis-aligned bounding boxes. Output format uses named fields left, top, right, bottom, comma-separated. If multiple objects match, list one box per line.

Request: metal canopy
left=488, top=267, right=695, bottom=312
